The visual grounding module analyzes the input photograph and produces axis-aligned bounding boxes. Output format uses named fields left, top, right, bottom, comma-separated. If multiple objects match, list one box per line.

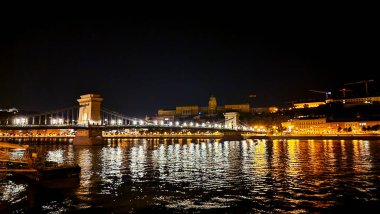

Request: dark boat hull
left=14, top=164, right=81, bottom=189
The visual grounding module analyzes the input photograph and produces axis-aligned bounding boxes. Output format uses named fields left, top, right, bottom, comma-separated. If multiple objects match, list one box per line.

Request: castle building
left=157, top=95, right=250, bottom=119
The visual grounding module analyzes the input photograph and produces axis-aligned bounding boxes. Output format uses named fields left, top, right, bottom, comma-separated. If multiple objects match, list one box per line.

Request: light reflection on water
left=1, top=139, right=380, bottom=213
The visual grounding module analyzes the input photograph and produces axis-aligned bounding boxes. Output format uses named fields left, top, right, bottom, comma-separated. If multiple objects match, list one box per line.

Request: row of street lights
left=10, top=117, right=262, bottom=132
left=12, top=117, right=66, bottom=125
left=125, top=120, right=258, bottom=131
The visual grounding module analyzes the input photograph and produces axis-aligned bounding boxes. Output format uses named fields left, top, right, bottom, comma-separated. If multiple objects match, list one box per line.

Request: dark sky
left=1, top=7, right=379, bottom=117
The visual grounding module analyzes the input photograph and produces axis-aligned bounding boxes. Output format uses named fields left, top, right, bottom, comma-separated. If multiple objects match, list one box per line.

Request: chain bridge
left=0, top=94, right=261, bottom=144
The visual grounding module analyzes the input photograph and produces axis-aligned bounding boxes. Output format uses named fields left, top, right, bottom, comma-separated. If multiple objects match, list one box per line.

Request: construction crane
left=308, top=90, right=332, bottom=100
left=344, top=80, right=374, bottom=96
left=339, top=88, right=352, bottom=98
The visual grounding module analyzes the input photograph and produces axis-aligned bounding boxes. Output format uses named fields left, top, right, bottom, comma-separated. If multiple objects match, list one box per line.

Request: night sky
left=1, top=8, right=378, bottom=117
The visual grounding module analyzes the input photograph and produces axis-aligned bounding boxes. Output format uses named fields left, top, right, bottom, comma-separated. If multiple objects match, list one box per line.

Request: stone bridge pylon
left=77, top=94, right=103, bottom=125
left=73, top=94, right=103, bottom=145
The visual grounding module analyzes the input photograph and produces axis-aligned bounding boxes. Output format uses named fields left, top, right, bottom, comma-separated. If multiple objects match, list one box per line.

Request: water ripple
left=1, top=139, right=380, bottom=213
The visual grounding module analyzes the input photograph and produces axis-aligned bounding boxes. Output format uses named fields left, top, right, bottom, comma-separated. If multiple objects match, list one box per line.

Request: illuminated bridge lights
left=13, top=117, right=28, bottom=125
left=4, top=118, right=257, bottom=133
left=51, top=118, right=64, bottom=125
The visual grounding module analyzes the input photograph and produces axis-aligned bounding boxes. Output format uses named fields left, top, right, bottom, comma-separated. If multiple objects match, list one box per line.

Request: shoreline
left=249, top=135, right=380, bottom=141
left=1, top=134, right=380, bottom=142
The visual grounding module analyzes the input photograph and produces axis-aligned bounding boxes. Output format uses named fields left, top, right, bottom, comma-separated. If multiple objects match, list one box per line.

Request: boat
left=0, top=142, right=81, bottom=188
left=0, top=142, right=31, bottom=169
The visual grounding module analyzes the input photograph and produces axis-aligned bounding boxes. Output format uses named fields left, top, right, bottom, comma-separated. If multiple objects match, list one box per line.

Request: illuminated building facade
left=225, top=104, right=250, bottom=113
left=293, top=102, right=325, bottom=109
left=157, top=95, right=250, bottom=119
left=292, top=96, right=380, bottom=109
left=282, top=118, right=380, bottom=134
left=326, top=96, right=380, bottom=104
left=251, top=107, right=278, bottom=114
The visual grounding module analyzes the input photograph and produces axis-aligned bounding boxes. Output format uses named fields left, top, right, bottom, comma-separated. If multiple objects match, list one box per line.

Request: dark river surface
left=1, top=138, right=380, bottom=213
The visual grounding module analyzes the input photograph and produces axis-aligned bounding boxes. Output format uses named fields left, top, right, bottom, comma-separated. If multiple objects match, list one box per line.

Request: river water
left=1, top=138, right=380, bottom=213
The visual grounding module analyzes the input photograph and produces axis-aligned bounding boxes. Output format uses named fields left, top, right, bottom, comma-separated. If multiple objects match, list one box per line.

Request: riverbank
left=2, top=134, right=380, bottom=142
left=248, top=134, right=380, bottom=141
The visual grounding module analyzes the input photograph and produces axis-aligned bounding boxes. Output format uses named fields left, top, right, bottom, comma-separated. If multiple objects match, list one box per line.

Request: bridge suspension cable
left=101, top=107, right=145, bottom=125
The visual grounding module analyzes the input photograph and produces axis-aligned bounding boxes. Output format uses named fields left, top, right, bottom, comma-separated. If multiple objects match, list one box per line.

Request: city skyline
left=1, top=9, right=378, bottom=117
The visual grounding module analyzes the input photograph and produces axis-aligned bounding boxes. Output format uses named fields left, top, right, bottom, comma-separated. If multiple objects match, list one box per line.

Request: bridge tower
left=73, top=94, right=103, bottom=145
left=222, top=112, right=243, bottom=141
left=77, top=94, right=103, bottom=125
left=224, top=112, right=239, bottom=130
